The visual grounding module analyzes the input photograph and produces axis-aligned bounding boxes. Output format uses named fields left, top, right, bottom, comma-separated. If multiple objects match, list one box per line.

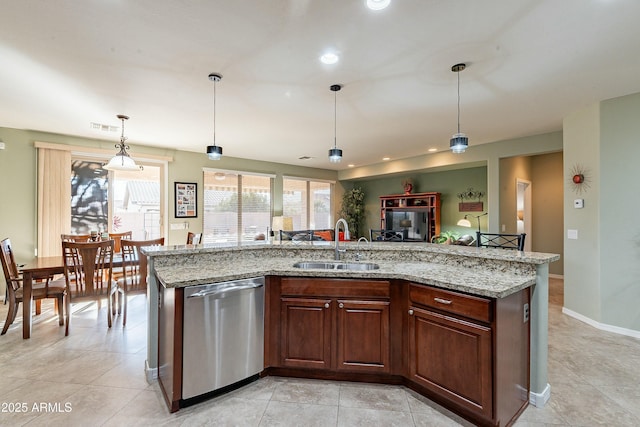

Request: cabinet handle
left=324, top=303, right=330, bottom=309
left=339, top=302, right=344, bottom=309
left=408, top=309, right=414, bottom=316
left=434, top=297, right=452, bottom=305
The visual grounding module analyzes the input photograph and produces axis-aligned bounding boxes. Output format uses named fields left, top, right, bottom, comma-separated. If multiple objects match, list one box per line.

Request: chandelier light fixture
left=103, top=114, right=143, bottom=171
left=450, top=63, right=469, bottom=154
left=328, top=84, right=343, bottom=163
left=206, top=73, right=223, bottom=160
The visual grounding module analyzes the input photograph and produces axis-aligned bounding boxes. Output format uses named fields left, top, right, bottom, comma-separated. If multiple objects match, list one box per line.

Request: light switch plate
left=170, top=222, right=188, bottom=230
left=568, top=229, right=578, bottom=240
left=574, top=198, right=584, bottom=208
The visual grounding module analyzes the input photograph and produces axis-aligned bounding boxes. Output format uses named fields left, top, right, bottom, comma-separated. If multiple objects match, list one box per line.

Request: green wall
left=353, top=167, right=488, bottom=240
left=564, top=91, right=640, bottom=332
left=531, top=152, right=564, bottom=276
left=600, top=93, right=640, bottom=329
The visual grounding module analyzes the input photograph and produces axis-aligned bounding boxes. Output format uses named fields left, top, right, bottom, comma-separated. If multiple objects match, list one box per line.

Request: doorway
left=516, top=179, right=532, bottom=252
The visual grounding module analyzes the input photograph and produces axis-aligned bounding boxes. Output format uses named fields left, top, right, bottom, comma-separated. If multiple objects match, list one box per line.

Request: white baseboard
left=529, top=383, right=551, bottom=407
left=145, top=360, right=158, bottom=383
left=562, top=307, right=640, bottom=339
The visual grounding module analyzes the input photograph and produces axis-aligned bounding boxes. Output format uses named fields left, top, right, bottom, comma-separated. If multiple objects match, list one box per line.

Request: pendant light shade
left=206, top=73, right=223, bottom=160
left=207, top=144, right=222, bottom=160
left=104, top=114, right=143, bottom=171
left=328, top=84, right=343, bottom=163
left=450, top=63, right=469, bottom=154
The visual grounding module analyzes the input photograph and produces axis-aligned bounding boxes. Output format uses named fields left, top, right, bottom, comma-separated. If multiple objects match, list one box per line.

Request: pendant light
left=450, top=63, right=469, bottom=154
left=206, top=73, right=223, bottom=160
left=103, top=114, right=143, bottom=171
left=328, top=84, right=343, bottom=163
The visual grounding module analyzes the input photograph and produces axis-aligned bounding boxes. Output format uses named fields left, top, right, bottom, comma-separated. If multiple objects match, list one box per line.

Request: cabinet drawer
left=281, top=278, right=390, bottom=298
left=409, top=284, right=491, bottom=323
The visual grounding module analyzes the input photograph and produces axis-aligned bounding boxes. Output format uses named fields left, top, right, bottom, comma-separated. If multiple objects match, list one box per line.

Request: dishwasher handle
left=187, top=282, right=264, bottom=299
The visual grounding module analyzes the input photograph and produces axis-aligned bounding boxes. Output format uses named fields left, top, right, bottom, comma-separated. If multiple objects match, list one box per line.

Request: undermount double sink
left=293, top=261, right=380, bottom=271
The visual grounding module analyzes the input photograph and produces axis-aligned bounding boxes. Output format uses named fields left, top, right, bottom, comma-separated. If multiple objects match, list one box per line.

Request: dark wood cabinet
left=379, top=192, right=441, bottom=242
left=409, top=305, right=492, bottom=419
left=407, top=282, right=530, bottom=426
left=276, top=277, right=391, bottom=373
left=336, top=299, right=390, bottom=372
left=280, top=297, right=332, bottom=369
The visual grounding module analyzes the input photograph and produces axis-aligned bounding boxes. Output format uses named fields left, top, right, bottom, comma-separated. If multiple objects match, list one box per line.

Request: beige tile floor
left=0, top=278, right=639, bottom=426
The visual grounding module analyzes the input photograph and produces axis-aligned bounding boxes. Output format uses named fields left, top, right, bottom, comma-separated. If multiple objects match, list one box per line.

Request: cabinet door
left=336, top=299, right=390, bottom=372
left=280, top=297, right=332, bottom=369
left=409, top=306, right=492, bottom=419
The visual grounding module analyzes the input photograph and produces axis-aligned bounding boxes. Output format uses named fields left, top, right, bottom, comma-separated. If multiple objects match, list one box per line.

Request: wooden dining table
left=19, top=254, right=124, bottom=339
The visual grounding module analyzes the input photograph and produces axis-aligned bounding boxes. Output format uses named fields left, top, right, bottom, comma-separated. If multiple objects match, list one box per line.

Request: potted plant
left=431, top=230, right=460, bottom=244
left=338, top=187, right=365, bottom=239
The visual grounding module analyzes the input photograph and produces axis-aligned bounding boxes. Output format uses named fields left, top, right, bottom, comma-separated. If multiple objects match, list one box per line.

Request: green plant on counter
left=339, top=187, right=365, bottom=239
left=432, top=230, right=461, bottom=244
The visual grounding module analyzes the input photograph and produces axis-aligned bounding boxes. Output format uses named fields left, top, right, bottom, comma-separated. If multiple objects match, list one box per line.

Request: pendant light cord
left=457, top=70, right=461, bottom=134
left=212, top=79, right=217, bottom=146
left=334, top=89, right=337, bottom=149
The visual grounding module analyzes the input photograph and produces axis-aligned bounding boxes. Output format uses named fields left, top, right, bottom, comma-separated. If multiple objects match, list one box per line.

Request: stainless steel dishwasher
left=182, top=276, right=265, bottom=400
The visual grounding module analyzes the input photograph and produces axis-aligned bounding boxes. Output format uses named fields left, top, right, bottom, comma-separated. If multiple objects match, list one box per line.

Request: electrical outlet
left=523, top=303, right=530, bottom=323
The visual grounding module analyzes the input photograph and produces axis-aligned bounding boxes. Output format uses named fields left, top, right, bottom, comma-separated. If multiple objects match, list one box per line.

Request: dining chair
left=108, top=231, right=133, bottom=254
left=60, top=234, right=92, bottom=242
left=119, top=237, right=164, bottom=326
left=186, top=232, right=202, bottom=245
left=369, top=229, right=405, bottom=242
left=476, top=232, right=526, bottom=251
left=108, top=231, right=132, bottom=283
left=1, top=238, right=65, bottom=335
left=61, top=240, right=124, bottom=335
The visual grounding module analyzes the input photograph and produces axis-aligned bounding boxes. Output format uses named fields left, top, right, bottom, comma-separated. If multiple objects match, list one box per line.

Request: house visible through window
left=203, top=170, right=273, bottom=243
left=283, top=177, right=333, bottom=230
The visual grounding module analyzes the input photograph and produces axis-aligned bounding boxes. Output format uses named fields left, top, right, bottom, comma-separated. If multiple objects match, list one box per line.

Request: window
left=283, top=178, right=333, bottom=230
left=70, top=159, right=162, bottom=240
left=203, top=170, right=273, bottom=243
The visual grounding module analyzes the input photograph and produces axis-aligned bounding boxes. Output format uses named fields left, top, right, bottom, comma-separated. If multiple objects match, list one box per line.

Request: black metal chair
left=476, top=232, right=526, bottom=250
left=370, top=229, right=405, bottom=242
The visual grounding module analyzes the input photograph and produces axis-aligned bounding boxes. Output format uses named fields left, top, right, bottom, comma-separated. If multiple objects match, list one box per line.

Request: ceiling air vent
left=90, top=122, right=119, bottom=133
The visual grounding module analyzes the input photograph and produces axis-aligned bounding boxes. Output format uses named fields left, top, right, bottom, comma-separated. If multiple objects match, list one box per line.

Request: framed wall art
left=175, top=182, right=197, bottom=218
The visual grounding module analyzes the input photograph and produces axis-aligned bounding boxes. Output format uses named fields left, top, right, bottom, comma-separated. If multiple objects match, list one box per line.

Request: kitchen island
left=143, top=241, right=558, bottom=425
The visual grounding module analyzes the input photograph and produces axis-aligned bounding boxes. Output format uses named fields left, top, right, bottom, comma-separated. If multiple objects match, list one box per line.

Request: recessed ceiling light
left=428, top=148, right=437, bottom=152
left=348, top=164, right=355, bottom=168
left=366, top=0, right=391, bottom=11
left=320, top=52, right=339, bottom=65
left=382, top=157, right=391, bottom=161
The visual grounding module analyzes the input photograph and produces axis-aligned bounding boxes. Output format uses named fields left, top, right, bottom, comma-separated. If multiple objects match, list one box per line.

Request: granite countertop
left=145, top=242, right=559, bottom=298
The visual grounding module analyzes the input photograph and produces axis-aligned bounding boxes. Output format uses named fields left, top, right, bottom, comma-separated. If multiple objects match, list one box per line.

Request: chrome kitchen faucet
left=334, top=218, right=350, bottom=260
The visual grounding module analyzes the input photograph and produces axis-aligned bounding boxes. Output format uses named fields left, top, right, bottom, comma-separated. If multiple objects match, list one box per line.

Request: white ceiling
left=1, top=0, right=639, bottom=170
